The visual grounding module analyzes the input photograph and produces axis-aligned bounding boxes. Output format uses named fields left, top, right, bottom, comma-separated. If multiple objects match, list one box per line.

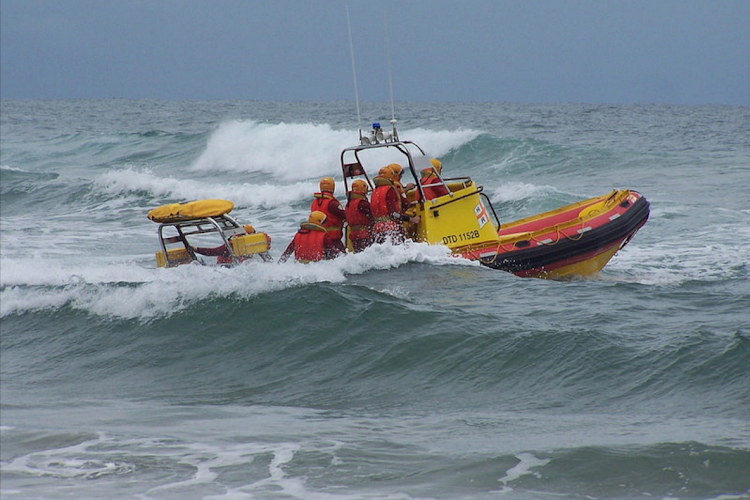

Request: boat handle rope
left=484, top=220, right=588, bottom=264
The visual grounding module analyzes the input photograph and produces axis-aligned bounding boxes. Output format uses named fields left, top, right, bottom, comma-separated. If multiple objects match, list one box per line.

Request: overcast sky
left=2, top=0, right=749, bottom=105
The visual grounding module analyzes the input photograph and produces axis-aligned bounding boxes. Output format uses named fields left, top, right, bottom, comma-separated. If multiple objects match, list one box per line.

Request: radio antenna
left=383, top=5, right=396, bottom=123
left=346, top=5, right=363, bottom=140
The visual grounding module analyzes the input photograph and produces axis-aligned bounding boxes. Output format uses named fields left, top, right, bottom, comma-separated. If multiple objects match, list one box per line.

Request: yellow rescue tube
left=147, top=199, right=234, bottom=223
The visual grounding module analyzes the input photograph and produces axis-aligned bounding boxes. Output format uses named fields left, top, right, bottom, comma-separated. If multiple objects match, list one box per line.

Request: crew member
left=311, top=176, right=346, bottom=242
left=370, top=165, right=420, bottom=245
left=344, top=179, right=373, bottom=252
left=388, top=163, right=416, bottom=209
left=192, top=225, right=259, bottom=265
left=416, top=158, right=449, bottom=201
left=278, top=211, right=346, bottom=263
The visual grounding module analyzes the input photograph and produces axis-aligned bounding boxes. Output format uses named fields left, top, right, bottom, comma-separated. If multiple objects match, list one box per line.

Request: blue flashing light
left=372, top=122, right=381, bottom=129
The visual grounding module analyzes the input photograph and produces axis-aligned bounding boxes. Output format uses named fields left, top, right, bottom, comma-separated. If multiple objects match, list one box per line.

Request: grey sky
left=2, top=0, right=749, bottom=104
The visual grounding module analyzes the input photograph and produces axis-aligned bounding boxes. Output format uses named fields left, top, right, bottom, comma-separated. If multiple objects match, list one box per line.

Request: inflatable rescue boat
left=341, top=122, right=649, bottom=279
left=148, top=199, right=272, bottom=267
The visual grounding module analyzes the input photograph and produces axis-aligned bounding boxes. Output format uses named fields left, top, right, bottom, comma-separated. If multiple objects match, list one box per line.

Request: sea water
left=1, top=100, right=749, bottom=499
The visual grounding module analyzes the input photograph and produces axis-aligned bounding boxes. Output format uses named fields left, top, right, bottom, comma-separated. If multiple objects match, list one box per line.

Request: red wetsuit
left=311, top=192, right=346, bottom=241
left=416, top=174, right=449, bottom=201
left=370, top=178, right=406, bottom=244
left=345, top=193, right=373, bottom=252
left=279, top=223, right=346, bottom=263
left=194, top=243, right=236, bottom=265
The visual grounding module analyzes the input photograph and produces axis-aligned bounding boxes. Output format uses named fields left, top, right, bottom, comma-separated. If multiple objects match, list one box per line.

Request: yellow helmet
left=243, top=224, right=255, bottom=234
left=381, top=165, right=400, bottom=181
left=388, top=163, right=403, bottom=178
left=309, top=211, right=327, bottom=225
left=430, top=158, right=442, bottom=175
left=351, top=179, right=369, bottom=194
left=319, top=176, right=335, bottom=193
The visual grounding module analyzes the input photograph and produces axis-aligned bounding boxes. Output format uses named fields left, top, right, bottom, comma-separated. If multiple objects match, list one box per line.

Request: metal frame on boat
left=148, top=200, right=272, bottom=268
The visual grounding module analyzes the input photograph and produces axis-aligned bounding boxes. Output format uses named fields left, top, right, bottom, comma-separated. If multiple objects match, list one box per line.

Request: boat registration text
left=443, top=230, right=481, bottom=245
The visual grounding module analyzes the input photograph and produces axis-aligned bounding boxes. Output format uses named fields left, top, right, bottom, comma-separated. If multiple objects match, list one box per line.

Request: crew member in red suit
left=415, top=158, right=449, bottom=201
left=370, top=165, right=420, bottom=245
left=344, top=179, right=373, bottom=252
left=388, top=163, right=416, bottom=209
left=192, top=225, right=263, bottom=265
left=278, top=211, right=346, bottom=263
left=310, top=176, right=346, bottom=243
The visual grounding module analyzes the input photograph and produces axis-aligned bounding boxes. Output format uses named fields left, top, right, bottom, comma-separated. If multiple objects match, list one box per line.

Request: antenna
left=384, top=6, right=395, bottom=123
left=346, top=5, right=363, bottom=141
left=383, top=6, right=398, bottom=141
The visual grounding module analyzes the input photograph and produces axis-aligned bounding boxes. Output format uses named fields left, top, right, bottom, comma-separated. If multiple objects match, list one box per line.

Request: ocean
left=1, top=99, right=749, bottom=499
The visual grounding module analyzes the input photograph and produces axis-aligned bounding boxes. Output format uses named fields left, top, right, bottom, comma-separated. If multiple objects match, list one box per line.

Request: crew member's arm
left=278, top=239, right=296, bottom=263
left=329, top=201, right=347, bottom=221
left=387, top=188, right=419, bottom=224
left=192, top=244, right=229, bottom=256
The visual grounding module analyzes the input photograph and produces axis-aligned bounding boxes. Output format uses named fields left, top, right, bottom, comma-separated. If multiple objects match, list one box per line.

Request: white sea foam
left=95, top=167, right=318, bottom=208
left=489, top=181, right=563, bottom=203
left=92, top=122, right=479, bottom=208
left=496, top=452, right=551, bottom=492
left=0, top=241, right=472, bottom=320
left=0, top=423, right=420, bottom=500
left=0, top=164, right=29, bottom=173
left=189, top=119, right=479, bottom=181
left=603, top=224, right=750, bottom=285
left=190, top=120, right=352, bottom=179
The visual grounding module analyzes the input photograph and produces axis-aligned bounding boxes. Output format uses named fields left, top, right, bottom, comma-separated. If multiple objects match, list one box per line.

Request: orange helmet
left=378, top=165, right=396, bottom=181
left=388, top=163, right=403, bottom=178
left=430, top=158, right=442, bottom=175
left=243, top=224, right=255, bottom=234
left=351, top=179, right=369, bottom=194
left=309, top=211, right=327, bottom=225
left=319, top=176, right=335, bottom=193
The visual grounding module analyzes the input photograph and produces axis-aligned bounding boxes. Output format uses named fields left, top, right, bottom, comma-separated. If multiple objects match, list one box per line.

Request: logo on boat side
left=475, top=202, right=489, bottom=229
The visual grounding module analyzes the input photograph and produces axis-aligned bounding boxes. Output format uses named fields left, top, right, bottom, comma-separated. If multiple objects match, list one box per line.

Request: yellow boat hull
left=409, top=185, right=649, bottom=279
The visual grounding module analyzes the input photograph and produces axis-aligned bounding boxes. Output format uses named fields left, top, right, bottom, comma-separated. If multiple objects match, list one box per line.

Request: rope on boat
left=482, top=220, right=588, bottom=265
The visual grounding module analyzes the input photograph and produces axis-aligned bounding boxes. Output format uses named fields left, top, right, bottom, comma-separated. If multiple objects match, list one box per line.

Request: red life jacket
left=345, top=195, right=372, bottom=241
left=311, top=192, right=344, bottom=240
left=417, top=175, right=449, bottom=201
left=293, top=224, right=328, bottom=262
left=370, top=179, right=401, bottom=219
left=371, top=179, right=404, bottom=238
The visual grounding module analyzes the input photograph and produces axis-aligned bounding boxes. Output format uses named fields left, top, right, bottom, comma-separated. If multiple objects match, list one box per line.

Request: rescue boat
left=340, top=121, right=649, bottom=279
left=147, top=199, right=272, bottom=267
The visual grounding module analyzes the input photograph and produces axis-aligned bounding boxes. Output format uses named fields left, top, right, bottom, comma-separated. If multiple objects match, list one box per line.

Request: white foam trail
left=604, top=223, right=750, bottom=285
left=496, top=452, right=551, bottom=492
left=0, top=242, right=473, bottom=320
